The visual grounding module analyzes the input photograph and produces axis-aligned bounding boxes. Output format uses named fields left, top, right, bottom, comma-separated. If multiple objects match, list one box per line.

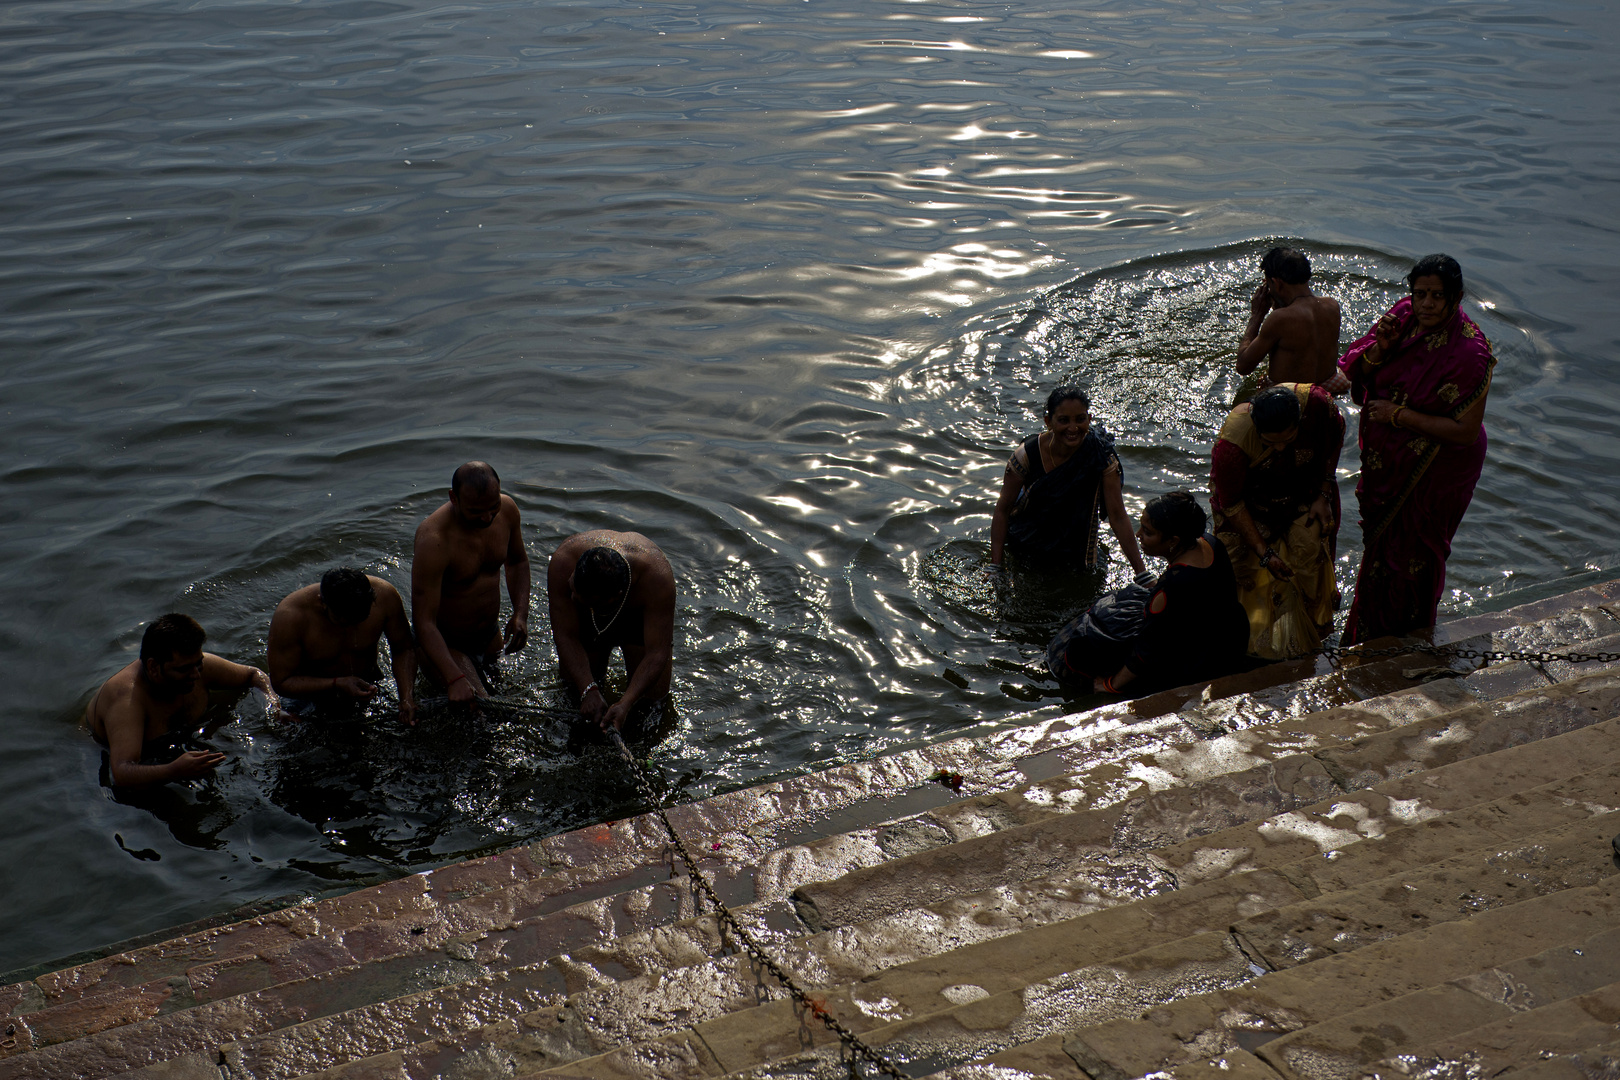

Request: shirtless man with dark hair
left=267, top=568, right=418, bottom=724
left=411, top=461, right=531, bottom=703
left=86, top=613, right=278, bottom=787
left=547, top=530, right=675, bottom=734
left=1236, top=247, right=1343, bottom=387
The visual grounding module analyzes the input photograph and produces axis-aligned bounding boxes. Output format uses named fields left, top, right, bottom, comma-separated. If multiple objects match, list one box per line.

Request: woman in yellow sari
left=1209, top=383, right=1345, bottom=659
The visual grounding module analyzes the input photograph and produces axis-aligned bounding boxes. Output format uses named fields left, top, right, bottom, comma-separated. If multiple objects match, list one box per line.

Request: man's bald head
left=452, top=461, right=500, bottom=497
left=449, top=461, right=503, bottom=529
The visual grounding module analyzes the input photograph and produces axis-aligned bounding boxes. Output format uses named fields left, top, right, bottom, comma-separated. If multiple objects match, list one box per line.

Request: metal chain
left=1302, top=639, right=1620, bottom=668
left=607, top=730, right=910, bottom=1080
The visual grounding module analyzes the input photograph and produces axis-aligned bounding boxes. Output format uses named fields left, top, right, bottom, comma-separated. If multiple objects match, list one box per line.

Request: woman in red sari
left=1335, top=254, right=1494, bottom=643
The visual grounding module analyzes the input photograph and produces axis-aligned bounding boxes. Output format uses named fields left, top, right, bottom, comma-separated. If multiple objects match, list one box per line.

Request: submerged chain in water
left=606, top=729, right=910, bottom=1080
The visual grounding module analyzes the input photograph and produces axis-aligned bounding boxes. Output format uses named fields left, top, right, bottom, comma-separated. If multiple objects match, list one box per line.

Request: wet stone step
left=444, top=752, right=1620, bottom=1080
left=1016, top=880, right=1620, bottom=1080
left=1357, top=932, right=1620, bottom=1080
left=612, top=783, right=1620, bottom=1080
left=1257, top=976, right=1620, bottom=1080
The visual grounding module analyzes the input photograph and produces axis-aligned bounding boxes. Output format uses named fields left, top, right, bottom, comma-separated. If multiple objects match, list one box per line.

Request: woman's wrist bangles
left=1262, top=547, right=1280, bottom=564
left=582, top=681, right=600, bottom=699
left=1391, top=405, right=1407, bottom=429
left=1103, top=676, right=1116, bottom=693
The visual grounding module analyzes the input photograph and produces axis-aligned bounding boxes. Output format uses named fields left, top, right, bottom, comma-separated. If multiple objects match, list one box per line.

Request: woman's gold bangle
left=1392, top=405, right=1407, bottom=429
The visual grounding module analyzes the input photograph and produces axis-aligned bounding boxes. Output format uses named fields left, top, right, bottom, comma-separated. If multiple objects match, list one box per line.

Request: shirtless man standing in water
left=548, top=530, right=675, bottom=734
left=412, top=462, right=531, bottom=703
left=1235, top=247, right=1343, bottom=387
left=267, top=568, right=418, bottom=724
left=86, top=613, right=277, bottom=786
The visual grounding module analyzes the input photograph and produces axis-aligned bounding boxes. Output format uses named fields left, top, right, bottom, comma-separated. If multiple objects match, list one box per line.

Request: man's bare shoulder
left=88, top=662, right=144, bottom=739
left=272, top=584, right=322, bottom=622
left=413, top=504, right=455, bottom=561
left=369, top=576, right=404, bottom=606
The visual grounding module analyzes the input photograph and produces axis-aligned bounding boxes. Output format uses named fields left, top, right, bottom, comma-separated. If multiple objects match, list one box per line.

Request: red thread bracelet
left=448, top=673, right=467, bottom=688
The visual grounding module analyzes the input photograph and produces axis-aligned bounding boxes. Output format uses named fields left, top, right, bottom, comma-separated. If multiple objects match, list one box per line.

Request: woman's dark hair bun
left=1144, top=490, right=1207, bottom=546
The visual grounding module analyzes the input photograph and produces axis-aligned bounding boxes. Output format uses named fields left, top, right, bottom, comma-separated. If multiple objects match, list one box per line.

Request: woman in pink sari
left=1336, top=254, right=1494, bottom=643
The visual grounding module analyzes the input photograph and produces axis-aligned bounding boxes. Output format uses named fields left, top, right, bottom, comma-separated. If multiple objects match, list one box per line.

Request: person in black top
left=1102, top=492, right=1250, bottom=694
left=989, top=386, right=1148, bottom=577
left=1047, top=492, right=1249, bottom=695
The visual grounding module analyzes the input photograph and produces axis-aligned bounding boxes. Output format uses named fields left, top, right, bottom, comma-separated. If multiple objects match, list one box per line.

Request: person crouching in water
left=988, top=385, right=1149, bottom=581
left=1047, top=492, right=1249, bottom=696
left=1210, top=383, right=1344, bottom=658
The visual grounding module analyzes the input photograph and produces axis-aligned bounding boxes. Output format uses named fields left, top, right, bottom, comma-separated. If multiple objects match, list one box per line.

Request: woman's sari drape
left=1210, top=383, right=1344, bottom=659
left=1340, top=297, right=1494, bottom=643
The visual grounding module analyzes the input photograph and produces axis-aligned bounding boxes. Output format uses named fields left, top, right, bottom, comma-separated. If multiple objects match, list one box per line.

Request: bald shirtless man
left=86, top=613, right=277, bottom=787
left=412, top=462, right=531, bottom=704
left=267, top=568, right=418, bottom=724
left=1236, top=247, right=1343, bottom=388
left=548, top=530, right=675, bottom=734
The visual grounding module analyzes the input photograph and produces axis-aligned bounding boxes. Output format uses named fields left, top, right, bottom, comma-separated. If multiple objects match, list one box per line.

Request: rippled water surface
left=4, top=0, right=1619, bottom=970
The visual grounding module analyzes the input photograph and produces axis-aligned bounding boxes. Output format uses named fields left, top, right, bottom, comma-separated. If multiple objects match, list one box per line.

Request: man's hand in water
left=397, top=695, right=417, bottom=727
left=448, top=672, right=484, bottom=704
left=333, top=676, right=377, bottom=700
left=504, top=613, right=528, bottom=655
left=601, top=700, right=632, bottom=734
left=579, top=684, right=608, bottom=729
left=171, top=749, right=227, bottom=780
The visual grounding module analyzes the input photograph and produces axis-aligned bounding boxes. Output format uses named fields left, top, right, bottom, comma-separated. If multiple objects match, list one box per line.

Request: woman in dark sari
left=1047, top=492, right=1249, bottom=694
left=989, top=386, right=1148, bottom=578
left=1333, top=255, right=1493, bottom=643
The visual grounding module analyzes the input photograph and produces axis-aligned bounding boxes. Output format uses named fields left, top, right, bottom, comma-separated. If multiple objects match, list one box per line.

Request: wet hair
left=1250, top=386, right=1302, bottom=434
left=451, top=461, right=500, bottom=497
left=1260, top=246, right=1311, bottom=285
left=1144, top=492, right=1208, bottom=549
left=140, top=613, right=206, bottom=664
left=1044, top=385, right=1090, bottom=417
left=1407, top=254, right=1464, bottom=305
left=574, top=546, right=631, bottom=598
left=320, top=567, right=376, bottom=625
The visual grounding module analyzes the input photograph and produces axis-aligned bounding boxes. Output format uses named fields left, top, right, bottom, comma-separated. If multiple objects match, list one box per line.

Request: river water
left=3, top=0, right=1617, bottom=973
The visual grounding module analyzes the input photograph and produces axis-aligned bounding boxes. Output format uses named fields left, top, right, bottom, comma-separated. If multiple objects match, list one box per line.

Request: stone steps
left=274, top=670, right=1620, bottom=1079
left=1, top=581, right=1617, bottom=1080
left=516, top=795, right=1620, bottom=1080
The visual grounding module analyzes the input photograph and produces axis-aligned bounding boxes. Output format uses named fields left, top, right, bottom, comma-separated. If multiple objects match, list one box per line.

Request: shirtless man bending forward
left=86, top=614, right=277, bottom=787
left=267, top=568, right=418, bottom=724
left=1236, top=246, right=1343, bottom=388
left=412, top=461, right=531, bottom=703
left=548, top=531, right=675, bottom=734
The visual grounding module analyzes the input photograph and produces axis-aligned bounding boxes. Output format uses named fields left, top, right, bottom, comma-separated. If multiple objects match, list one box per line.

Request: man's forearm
left=619, top=647, right=671, bottom=709
left=506, top=562, right=531, bottom=618
left=416, top=623, right=461, bottom=682
left=391, top=650, right=417, bottom=702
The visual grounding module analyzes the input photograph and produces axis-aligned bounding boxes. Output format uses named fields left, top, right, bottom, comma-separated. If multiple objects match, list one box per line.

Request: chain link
left=1306, top=639, right=1620, bottom=668
left=607, top=730, right=910, bottom=1080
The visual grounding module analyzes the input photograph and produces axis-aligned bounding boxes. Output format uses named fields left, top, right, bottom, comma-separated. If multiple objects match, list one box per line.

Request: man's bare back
left=1237, top=248, right=1343, bottom=387
left=548, top=529, right=676, bottom=734
left=411, top=462, right=530, bottom=702
left=267, top=570, right=418, bottom=723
